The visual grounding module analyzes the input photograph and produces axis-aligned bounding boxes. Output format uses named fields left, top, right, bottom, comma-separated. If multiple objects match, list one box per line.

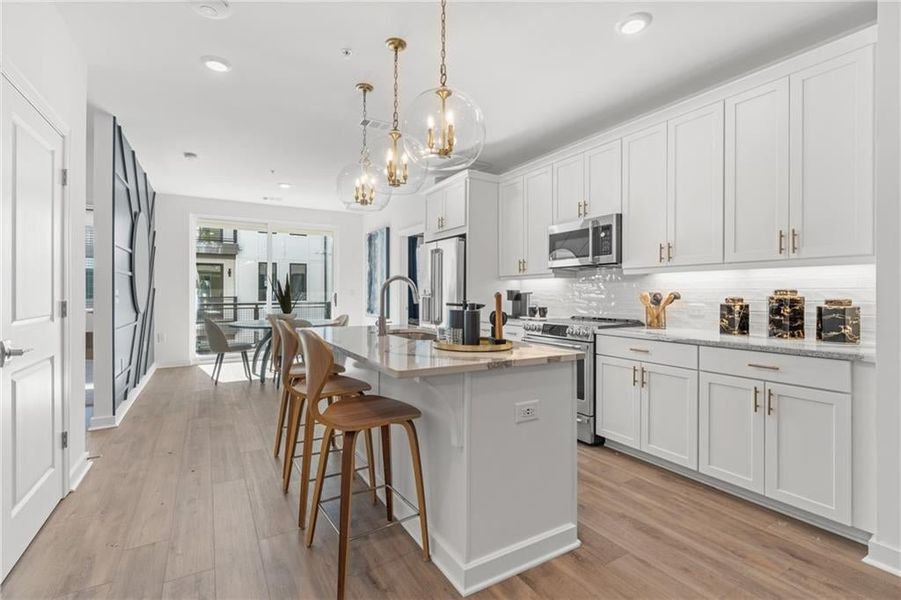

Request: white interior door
left=1, top=77, right=66, bottom=580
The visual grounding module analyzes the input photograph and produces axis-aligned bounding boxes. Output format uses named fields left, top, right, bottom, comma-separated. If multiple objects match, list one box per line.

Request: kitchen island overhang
left=316, top=326, right=583, bottom=596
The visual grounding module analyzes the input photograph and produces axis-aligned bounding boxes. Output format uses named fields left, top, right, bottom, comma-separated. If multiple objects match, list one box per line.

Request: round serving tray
left=433, top=338, right=514, bottom=352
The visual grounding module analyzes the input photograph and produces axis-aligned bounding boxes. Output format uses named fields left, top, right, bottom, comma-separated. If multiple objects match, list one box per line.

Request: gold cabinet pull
left=753, top=386, right=760, bottom=413
left=632, top=365, right=638, bottom=387
left=767, top=389, right=775, bottom=415
left=584, top=201, right=589, bottom=216
left=791, top=228, right=799, bottom=254
left=658, top=243, right=665, bottom=263
left=667, top=242, right=673, bottom=262
left=578, top=201, right=583, bottom=218
left=748, top=363, right=780, bottom=371
left=778, top=230, right=785, bottom=254
left=641, top=366, right=648, bottom=388
left=629, top=347, right=650, bottom=353
left=522, top=259, right=527, bottom=273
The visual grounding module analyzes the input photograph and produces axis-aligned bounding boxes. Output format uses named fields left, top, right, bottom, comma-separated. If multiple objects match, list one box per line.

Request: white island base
left=322, top=327, right=581, bottom=596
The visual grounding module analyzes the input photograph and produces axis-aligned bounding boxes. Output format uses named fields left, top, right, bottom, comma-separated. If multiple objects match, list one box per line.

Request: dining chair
left=203, top=318, right=254, bottom=384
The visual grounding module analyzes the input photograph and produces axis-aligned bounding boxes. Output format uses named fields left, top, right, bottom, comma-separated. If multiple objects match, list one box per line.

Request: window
left=258, top=262, right=277, bottom=301
left=289, top=263, right=307, bottom=300
left=197, top=263, right=225, bottom=298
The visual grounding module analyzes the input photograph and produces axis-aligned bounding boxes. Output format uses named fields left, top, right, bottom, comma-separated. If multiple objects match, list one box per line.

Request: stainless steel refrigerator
left=417, top=236, right=466, bottom=329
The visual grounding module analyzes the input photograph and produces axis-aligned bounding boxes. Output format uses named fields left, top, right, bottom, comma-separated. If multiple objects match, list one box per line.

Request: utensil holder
left=645, top=306, right=666, bottom=329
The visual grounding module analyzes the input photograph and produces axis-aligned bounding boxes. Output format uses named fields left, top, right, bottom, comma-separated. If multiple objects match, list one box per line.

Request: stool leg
left=364, top=428, right=377, bottom=505
left=282, top=394, right=305, bottom=492
left=273, top=386, right=289, bottom=458
left=402, top=420, right=430, bottom=561
left=305, top=426, right=334, bottom=546
left=298, top=402, right=317, bottom=528
left=337, top=430, right=357, bottom=600
left=380, top=425, right=393, bottom=522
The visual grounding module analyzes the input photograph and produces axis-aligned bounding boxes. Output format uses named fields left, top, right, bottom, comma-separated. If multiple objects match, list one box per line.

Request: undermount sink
left=388, top=329, right=437, bottom=341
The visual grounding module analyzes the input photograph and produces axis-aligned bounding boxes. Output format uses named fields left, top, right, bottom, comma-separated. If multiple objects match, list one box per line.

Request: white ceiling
left=54, top=1, right=875, bottom=211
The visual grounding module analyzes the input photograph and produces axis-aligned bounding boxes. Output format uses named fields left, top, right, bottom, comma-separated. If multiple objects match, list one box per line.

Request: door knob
left=0, top=340, right=33, bottom=368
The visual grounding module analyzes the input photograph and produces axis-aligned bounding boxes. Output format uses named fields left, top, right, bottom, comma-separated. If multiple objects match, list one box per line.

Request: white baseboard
left=88, top=363, right=157, bottom=430
left=68, top=451, right=92, bottom=491
left=864, top=537, right=901, bottom=577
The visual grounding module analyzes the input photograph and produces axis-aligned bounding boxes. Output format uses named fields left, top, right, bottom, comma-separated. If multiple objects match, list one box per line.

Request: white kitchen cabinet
left=596, top=355, right=641, bottom=449
left=585, top=139, right=622, bottom=217
left=641, top=363, right=699, bottom=469
left=524, top=166, right=553, bottom=276
left=553, top=153, right=584, bottom=223
left=425, top=180, right=467, bottom=237
left=666, top=102, right=724, bottom=266
left=764, top=382, right=852, bottom=524
left=498, top=167, right=552, bottom=277
left=789, top=46, right=874, bottom=260
left=498, top=177, right=525, bottom=277
left=725, top=79, right=790, bottom=263
left=699, top=372, right=765, bottom=494
left=622, top=123, right=668, bottom=269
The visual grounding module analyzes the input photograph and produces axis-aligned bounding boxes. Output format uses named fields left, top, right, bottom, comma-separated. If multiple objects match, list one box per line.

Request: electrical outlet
left=515, top=400, right=539, bottom=423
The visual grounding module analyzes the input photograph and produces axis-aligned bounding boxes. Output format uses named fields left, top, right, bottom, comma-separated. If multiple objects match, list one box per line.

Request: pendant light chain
left=360, top=86, right=370, bottom=163
left=392, top=46, right=400, bottom=131
left=439, top=0, right=448, bottom=87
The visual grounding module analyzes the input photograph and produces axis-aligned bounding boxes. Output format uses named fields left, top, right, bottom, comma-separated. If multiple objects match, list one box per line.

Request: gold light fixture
left=385, top=37, right=409, bottom=188
left=336, top=82, right=390, bottom=211
left=404, top=0, right=485, bottom=172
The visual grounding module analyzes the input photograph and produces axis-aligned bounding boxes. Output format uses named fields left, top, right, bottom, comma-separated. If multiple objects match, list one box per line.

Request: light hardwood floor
left=3, top=364, right=899, bottom=599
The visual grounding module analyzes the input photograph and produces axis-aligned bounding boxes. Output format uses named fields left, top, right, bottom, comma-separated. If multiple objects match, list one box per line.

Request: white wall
left=154, top=193, right=364, bottom=366
left=869, top=0, right=901, bottom=575
left=1, top=4, right=90, bottom=487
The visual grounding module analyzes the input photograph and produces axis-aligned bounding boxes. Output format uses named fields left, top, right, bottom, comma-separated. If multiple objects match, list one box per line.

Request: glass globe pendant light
left=337, top=82, right=390, bottom=211
left=403, top=0, right=486, bottom=173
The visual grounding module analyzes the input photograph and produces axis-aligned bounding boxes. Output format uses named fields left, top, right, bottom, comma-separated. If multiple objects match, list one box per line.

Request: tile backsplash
left=510, top=264, right=876, bottom=343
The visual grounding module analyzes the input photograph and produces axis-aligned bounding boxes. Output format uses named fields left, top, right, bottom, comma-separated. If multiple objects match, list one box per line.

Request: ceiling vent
left=192, top=1, right=231, bottom=20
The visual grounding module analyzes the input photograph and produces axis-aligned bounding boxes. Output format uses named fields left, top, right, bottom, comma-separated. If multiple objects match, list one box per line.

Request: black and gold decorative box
left=720, top=297, right=750, bottom=335
left=768, top=289, right=805, bottom=339
left=817, top=299, right=861, bottom=344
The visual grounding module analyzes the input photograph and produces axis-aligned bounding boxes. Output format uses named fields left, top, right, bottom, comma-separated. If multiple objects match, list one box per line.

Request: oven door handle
left=522, top=336, right=590, bottom=352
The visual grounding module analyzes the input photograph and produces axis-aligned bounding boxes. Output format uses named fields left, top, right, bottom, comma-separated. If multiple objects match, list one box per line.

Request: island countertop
left=316, top=325, right=583, bottom=379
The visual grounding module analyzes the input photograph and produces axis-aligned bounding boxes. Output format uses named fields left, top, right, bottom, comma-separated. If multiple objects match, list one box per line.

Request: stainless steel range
left=522, top=316, right=642, bottom=444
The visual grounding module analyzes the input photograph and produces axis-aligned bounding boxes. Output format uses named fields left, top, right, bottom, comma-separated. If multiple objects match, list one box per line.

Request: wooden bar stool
left=270, top=316, right=344, bottom=459
left=275, top=321, right=376, bottom=530
left=299, top=329, right=430, bottom=600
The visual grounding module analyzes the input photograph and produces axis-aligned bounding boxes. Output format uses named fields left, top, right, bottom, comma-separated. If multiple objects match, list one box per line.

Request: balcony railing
left=195, top=297, right=332, bottom=354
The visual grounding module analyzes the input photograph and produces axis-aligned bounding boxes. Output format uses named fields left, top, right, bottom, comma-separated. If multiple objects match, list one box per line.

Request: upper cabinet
left=725, top=79, right=791, bottom=263
left=666, top=102, right=724, bottom=267
left=788, top=47, right=874, bottom=260
left=498, top=167, right=553, bottom=277
left=425, top=179, right=467, bottom=238
left=553, top=140, right=622, bottom=224
left=622, top=122, right=668, bottom=269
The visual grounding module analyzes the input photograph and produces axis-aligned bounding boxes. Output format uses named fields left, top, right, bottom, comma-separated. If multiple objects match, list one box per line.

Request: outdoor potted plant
left=270, top=275, right=299, bottom=317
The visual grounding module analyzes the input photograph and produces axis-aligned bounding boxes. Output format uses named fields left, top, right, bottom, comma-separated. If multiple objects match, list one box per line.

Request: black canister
left=817, top=299, right=861, bottom=344
left=720, top=297, right=750, bottom=335
left=768, top=289, right=805, bottom=339
left=463, top=303, right=484, bottom=346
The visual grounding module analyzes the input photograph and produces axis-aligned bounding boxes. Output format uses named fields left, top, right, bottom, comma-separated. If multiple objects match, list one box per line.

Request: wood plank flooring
left=3, top=364, right=899, bottom=599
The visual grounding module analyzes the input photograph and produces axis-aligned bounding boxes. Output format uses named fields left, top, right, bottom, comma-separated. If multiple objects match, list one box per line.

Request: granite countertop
left=595, top=326, right=876, bottom=363
left=317, top=326, right=583, bottom=379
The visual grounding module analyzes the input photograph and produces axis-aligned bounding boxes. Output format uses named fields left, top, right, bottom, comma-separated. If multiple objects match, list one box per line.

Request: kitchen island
left=317, top=325, right=583, bottom=596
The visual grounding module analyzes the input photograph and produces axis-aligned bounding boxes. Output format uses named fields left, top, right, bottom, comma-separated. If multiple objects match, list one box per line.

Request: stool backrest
left=297, top=329, right=335, bottom=422
left=267, top=315, right=282, bottom=371
left=332, top=314, right=349, bottom=327
left=295, top=318, right=313, bottom=329
left=276, top=320, right=300, bottom=385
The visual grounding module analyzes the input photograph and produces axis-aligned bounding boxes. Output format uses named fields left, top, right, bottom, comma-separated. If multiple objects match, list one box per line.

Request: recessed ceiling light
left=617, top=12, right=652, bottom=36
left=183, top=151, right=198, bottom=160
left=340, top=47, right=353, bottom=59
left=277, top=182, right=292, bottom=189
left=201, top=56, right=231, bottom=73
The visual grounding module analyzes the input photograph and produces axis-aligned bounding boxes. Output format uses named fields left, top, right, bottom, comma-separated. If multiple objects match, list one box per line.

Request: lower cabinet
left=699, top=372, right=851, bottom=524
left=596, top=355, right=697, bottom=468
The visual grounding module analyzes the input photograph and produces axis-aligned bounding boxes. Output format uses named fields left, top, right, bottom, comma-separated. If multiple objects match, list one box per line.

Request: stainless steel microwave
left=547, top=214, right=622, bottom=269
